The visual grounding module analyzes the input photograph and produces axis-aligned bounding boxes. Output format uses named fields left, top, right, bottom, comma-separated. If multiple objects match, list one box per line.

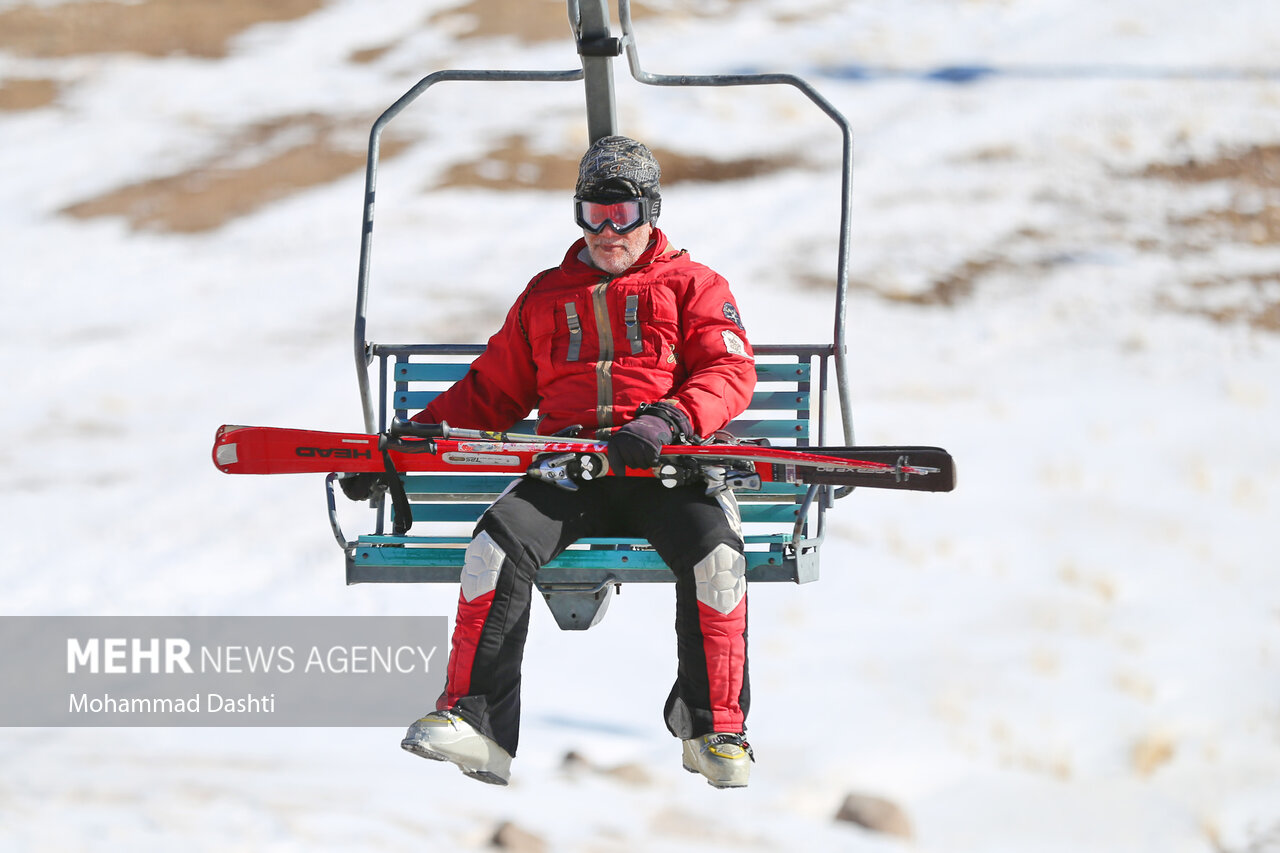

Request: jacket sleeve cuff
left=642, top=400, right=694, bottom=442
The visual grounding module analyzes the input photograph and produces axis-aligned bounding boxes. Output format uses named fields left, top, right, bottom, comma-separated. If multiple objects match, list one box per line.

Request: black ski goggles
left=574, top=197, right=654, bottom=235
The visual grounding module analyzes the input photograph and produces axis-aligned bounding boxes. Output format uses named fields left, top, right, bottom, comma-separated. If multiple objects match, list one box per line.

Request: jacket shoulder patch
left=721, top=330, right=751, bottom=359
left=722, top=301, right=744, bottom=330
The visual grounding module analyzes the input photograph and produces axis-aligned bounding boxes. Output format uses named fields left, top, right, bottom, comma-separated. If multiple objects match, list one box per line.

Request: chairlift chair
left=330, top=0, right=857, bottom=631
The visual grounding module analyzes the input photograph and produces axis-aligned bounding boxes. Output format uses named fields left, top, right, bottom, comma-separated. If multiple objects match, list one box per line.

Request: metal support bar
left=568, top=0, right=621, bottom=141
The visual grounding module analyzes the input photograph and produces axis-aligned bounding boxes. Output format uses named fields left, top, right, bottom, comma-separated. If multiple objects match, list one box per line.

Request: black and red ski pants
left=436, top=476, right=750, bottom=757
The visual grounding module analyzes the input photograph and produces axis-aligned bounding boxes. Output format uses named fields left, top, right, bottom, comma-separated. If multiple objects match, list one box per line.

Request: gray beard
left=581, top=238, right=656, bottom=276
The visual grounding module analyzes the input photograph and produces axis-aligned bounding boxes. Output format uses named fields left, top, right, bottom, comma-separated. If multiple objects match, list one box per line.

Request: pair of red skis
left=212, top=420, right=955, bottom=493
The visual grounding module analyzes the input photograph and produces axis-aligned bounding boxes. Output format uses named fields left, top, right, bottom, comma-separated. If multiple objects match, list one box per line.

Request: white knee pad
left=460, top=531, right=507, bottom=602
left=693, top=543, right=747, bottom=615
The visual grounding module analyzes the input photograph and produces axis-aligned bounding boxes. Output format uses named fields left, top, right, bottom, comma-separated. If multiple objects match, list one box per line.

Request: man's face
left=583, top=221, right=653, bottom=276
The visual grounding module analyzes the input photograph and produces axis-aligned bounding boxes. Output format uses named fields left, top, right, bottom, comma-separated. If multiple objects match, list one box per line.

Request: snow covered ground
left=2, top=0, right=1279, bottom=850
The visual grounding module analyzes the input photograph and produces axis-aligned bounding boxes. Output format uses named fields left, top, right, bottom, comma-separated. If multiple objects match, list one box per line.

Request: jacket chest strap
left=564, top=302, right=583, bottom=362
left=623, top=293, right=642, bottom=355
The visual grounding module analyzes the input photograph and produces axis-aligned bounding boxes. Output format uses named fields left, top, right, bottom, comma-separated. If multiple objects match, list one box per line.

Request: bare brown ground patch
left=832, top=254, right=1011, bottom=307
left=1140, top=145, right=1280, bottom=248
left=429, top=0, right=587, bottom=44
left=1139, top=144, right=1280, bottom=332
left=658, top=147, right=810, bottom=185
left=1166, top=272, right=1280, bottom=333
left=61, top=114, right=409, bottom=233
left=882, top=255, right=1010, bottom=307
left=359, top=0, right=817, bottom=69
left=436, top=134, right=580, bottom=191
left=428, top=0, right=775, bottom=45
left=435, top=132, right=810, bottom=192
left=1131, top=732, right=1177, bottom=777
left=348, top=43, right=395, bottom=65
left=1174, top=203, right=1280, bottom=246
left=0, top=77, right=60, bottom=111
left=1140, top=144, right=1280, bottom=189
left=0, top=0, right=325, bottom=59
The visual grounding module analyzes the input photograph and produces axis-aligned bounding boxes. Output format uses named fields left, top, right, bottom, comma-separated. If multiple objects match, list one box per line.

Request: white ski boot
left=681, top=733, right=754, bottom=788
left=401, top=709, right=512, bottom=786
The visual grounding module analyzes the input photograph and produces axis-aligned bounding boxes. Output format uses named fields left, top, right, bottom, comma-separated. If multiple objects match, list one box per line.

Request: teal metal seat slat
left=355, top=533, right=793, bottom=547
left=746, top=390, right=809, bottom=409
left=407, top=504, right=494, bottom=523
left=402, top=474, right=518, bottom=497
left=393, top=390, right=442, bottom=409
left=394, top=363, right=471, bottom=382
left=400, top=474, right=808, bottom=498
left=389, top=410, right=808, bottom=439
left=350, top=533, right=801, bottom=577
left=407, top=501, right=804, bottom=524
left=395, top=387, right=810, bottom=412
left=753, top=362, right=811, bottom=382
left=347, top=548, right=799, bottom=581
left=722, top=419, right=808, bottom=438
left=395, top=360, right=811, bottom=384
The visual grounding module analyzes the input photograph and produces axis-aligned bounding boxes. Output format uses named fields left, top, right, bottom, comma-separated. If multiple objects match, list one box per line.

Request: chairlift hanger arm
left=568, top=0, right=621, bottom=139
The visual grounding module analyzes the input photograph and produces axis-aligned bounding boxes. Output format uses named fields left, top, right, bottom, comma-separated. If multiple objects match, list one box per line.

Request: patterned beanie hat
left=575, top=135, right=662, bottom=219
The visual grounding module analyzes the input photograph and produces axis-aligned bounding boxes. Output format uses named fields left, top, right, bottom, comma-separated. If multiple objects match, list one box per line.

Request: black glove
left=338, top=472, right=385, bottom=501
left=607, top=402, right=692, bottom=471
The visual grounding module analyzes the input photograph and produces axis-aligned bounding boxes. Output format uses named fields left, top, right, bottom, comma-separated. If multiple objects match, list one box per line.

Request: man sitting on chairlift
left=359, top=136, right=759, bottom=788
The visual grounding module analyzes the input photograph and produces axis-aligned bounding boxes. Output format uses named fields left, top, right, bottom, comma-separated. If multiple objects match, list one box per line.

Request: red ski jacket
left=413, top=229, right=756, bottom=438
